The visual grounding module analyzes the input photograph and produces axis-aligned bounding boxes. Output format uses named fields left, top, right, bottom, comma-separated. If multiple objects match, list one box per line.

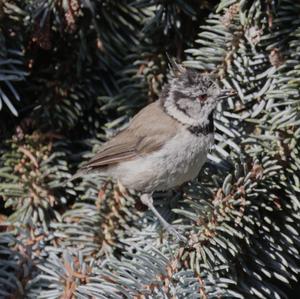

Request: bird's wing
left=80, top=101, right=180, bottom=171
left=83, top=140, right=138, bottom=168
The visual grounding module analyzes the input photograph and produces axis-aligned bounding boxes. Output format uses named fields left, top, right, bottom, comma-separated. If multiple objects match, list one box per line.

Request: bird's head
left=162, top=63, right=230, bottom=128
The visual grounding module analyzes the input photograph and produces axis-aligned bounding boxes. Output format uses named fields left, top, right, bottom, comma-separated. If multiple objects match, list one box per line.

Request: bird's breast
left=159, top=129, right=214, bottom=187
left=112, top=128, right=214, bottom=192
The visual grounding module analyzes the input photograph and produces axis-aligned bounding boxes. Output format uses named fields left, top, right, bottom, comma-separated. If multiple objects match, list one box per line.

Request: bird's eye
left=197, top=94, right=207, bottom=102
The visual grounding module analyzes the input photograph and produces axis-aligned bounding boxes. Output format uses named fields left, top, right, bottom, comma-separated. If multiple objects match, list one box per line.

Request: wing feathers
left=78, top=101, right=180, bottom=175
left=86, top=151, right=137, bottom=167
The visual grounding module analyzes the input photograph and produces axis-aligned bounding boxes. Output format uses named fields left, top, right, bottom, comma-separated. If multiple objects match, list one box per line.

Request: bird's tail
left=69, top=169, right=89, bottom=182
left=63, top=168, right=108, bottom=187
left=62, top=168, right=90, bottom=187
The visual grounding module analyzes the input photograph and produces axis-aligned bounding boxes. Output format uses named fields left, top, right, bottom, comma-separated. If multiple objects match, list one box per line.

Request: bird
left=71, top=61, right=230, bottom=241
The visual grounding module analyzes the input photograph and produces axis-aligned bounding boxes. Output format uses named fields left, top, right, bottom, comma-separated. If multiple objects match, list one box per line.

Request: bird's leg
left=140, top=193, right=187, bottom=243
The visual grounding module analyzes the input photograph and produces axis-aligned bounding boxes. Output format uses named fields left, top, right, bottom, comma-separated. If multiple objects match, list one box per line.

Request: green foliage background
left=0, top=0, right=299, bottom=298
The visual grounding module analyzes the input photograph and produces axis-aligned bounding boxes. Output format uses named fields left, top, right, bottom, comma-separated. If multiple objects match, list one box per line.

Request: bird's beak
left=218, top=88, right=236, bottom=101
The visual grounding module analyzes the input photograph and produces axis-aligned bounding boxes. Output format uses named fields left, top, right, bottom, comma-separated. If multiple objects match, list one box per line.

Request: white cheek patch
left=163, top=76, right=218, bottom=127
left=164, top=93, right=199, bottom=126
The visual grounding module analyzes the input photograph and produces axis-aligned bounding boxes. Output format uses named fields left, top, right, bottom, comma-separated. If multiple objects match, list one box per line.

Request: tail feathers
left=69, top=168, right=89, bottom=182
left=64, top=168, right=108, bottom=186
left=61, top=168, right=90, bottom=187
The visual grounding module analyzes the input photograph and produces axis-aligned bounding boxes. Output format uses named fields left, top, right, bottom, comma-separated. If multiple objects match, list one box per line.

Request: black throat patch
left=188, top=112, right=214, bottom=136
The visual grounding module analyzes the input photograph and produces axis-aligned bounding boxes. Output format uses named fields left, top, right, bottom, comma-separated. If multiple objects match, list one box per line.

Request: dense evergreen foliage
left=0, top=0, right=299, bottom=298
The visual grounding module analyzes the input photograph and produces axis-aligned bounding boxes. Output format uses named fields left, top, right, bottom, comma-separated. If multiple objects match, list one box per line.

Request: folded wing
left=77, top=101, right=179, bottom=175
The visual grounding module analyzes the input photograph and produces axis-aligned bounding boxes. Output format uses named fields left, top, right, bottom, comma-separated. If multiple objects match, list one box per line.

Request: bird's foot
left=140, top=193, right=187, bottom=243
left=164, top=223, right=187, bottom=243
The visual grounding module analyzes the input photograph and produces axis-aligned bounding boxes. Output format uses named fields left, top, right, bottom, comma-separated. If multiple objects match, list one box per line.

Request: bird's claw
left=165, top=225, right=188, bottom=243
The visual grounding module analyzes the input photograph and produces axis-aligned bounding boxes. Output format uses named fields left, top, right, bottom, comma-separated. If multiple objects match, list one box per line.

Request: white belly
left=110, top=128, right=214, bottom=192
